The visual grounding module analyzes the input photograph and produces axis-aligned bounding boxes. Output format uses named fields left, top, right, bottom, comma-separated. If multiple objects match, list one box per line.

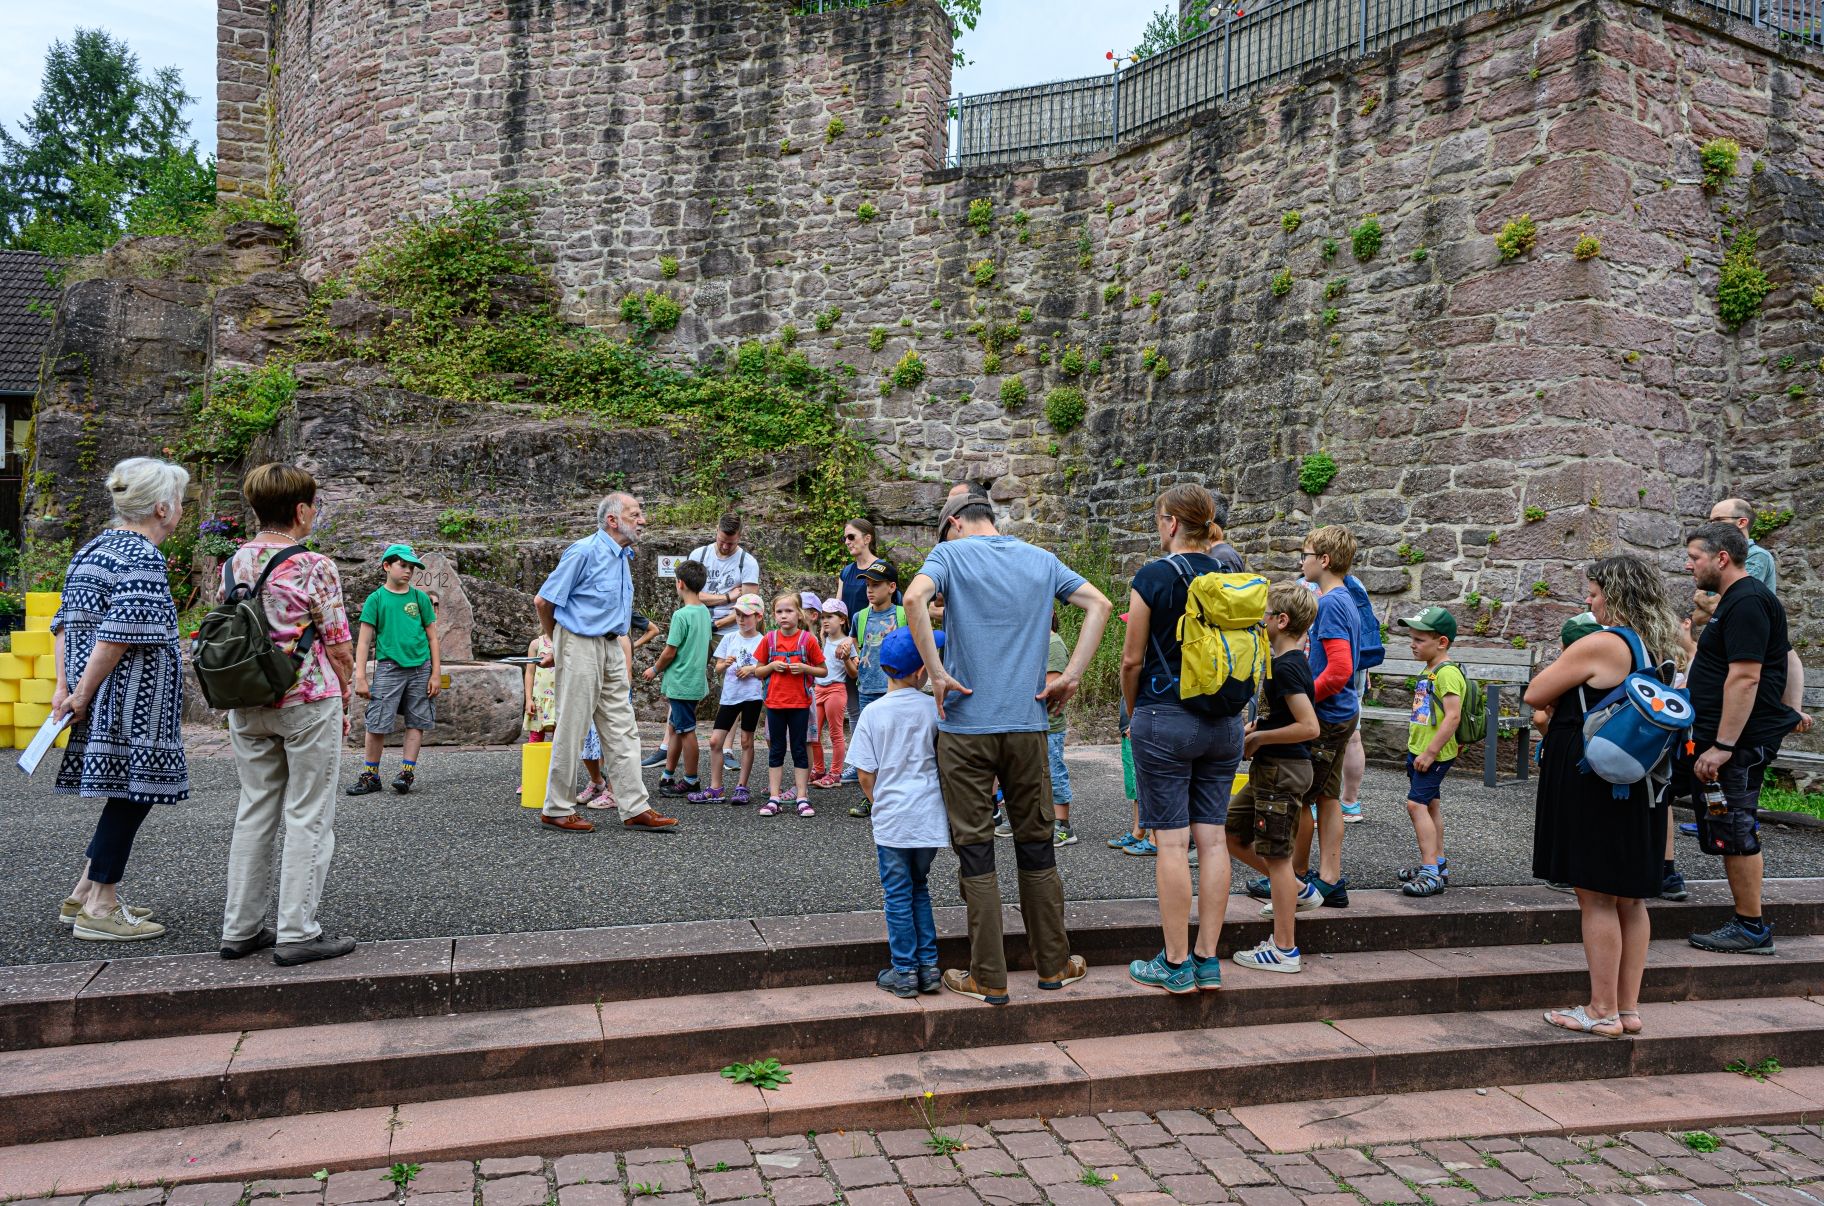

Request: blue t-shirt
left=1307, top=584, right=1361, bottom=724
left=839, top=561, right=901, bottom=634
left=915, top=535, right=1088, bottom=735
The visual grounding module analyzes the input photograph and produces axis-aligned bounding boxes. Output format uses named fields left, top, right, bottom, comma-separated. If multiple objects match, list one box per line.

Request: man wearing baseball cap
left=903, top=492, right=1113, bottom=1005
left=348, top=543, right=442, bottom=796
left=1393, top=605, right=1464, bottom=898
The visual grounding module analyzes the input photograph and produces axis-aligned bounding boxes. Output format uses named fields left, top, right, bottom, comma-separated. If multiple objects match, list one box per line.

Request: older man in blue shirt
left=536, top=492, right=677, bottom=832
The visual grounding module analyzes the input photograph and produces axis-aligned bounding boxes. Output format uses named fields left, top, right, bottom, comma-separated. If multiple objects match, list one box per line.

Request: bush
left=1700, top=138, right=1739, bottom=192
left=825, top=116, right=846, bottom=142
left=890, top=350, right=927, bottom=390
left=182, top=363, right=299, bottom=463
left=620, top=290, right=682, bottom=339
left=1496, top=214, right=1537, bottom=261
left=1103, top=282, right=1125, bottom=303
left=1059, top=345, right=1086, bottom=379
left=1299, top=451, right=1338, bottom=495
left=1044, top=386, right=1087, bottom=434
left=658, top=256, right=679, bottom=279
left=999, top=377, right=1027, bottom=409
left=1324, top=277, right=1347, bottom=301
left=1573, top=234, right=1601, bottom=261
left=1351, top=214, right=1383, bottom=261
left=1717, top=228, right=1771, bottom=329
left=814, top=306, right=842, bottom=333
left=1321, top=238, right=1339, bottom=261
left=966, top=197, right=994, bottom=235
left=1750, top=508, right=1793, bottom=542
left=857, top=201, right=878, bottom=221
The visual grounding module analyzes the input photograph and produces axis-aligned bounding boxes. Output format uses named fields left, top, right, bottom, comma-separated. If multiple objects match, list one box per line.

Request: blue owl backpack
left=1577, top=625, right=1693, bottom=800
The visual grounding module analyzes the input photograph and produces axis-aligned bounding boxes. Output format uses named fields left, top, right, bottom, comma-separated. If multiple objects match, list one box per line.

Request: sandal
left=686, top=787, right=724, bottom=804
left=758, top=798, right=782, bottom=816
left=584, top=785, right=617, bottom=811
left=1619, top=1010, right=1643, bottom=1035
left=731, top=785, right=751, bottom=806
left=1401, top=872, right=1446, bottom=897
left=797, top=798, right=815, bottom=817
left=1544, top=1005, right=1624, bottom=1037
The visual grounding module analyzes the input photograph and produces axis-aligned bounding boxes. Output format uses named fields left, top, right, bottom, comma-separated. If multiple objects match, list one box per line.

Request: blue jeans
left=877, top=845, right=940, bottom=971
left=859, top=690, right=886, bottom=712
left=1047, top=731, right=1073, bottom=805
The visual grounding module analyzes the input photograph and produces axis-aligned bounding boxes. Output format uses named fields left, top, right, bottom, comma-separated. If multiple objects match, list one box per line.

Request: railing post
left=1360, top=0, right=1370, bottom=57
left=1110, top=60, right=1121, bottom=149
left=1222, top=10, right=1232, bottom=102
left=1483, top=684, right=1501, bottom=787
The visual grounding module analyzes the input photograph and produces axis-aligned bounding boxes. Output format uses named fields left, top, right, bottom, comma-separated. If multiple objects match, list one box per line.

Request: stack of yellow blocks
left=2, top=593, right=69, bottom=751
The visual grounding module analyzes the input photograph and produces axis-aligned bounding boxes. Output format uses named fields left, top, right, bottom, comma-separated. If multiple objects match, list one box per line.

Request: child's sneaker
left=1232, top=939, right=1302, bottom=973
left=730, top=785, right=750, bottom=806
left=1260, top=881, right=1323, bottom=916
left=917, top=965, right=942, bottom=994
left=1398, top=860, right=1450, bottom=885
left=992, top=809, right=1012, bottom=837
left=1123, top=837, right=1158, bottom=857
left=392, top=768, right=415, bottom=794
left=1107, top=832, right=1142, bottom=850
left=686, top=786, right=724, bottom=804
left=757, top=798, right=782, bottom=816
left=876, top=967, right=919, bottom=998
left=1661, top=871, right=1689, bottom=902
left=576, top=781, right=606, bottom=806
left=796, top=798, right=815, bottom=817
left=659, top=777, right=692, bottom=798
left=1340, top=800, right=1363, bottom=823
left=1053, top=823, right=1077, bottom=847
left=640, top=749, right=666, bottom=768
left=1318, top=876, right=1350, bottom=908
left=346, top=771, right=383, bottom=796
left=1128, top=951, right=1197, bottom=994
left=849, top=800, right=872, bottom=818
left=1192, top=953, right=1224, bottom=990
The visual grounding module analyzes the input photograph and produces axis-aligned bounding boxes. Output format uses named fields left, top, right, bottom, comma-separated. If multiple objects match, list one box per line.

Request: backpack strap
left=242, top=545, right=318, bottom=659
left=1147, top=555, right=1199, bottom=692
left=1606, top=625, right=1651, bottom=674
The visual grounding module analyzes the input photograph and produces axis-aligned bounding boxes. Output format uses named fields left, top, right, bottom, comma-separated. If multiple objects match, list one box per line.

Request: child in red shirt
left=756, top=593, right=826, bottom=817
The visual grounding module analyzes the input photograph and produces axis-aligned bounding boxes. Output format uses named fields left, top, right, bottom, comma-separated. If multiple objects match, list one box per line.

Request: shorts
left=365, top=660, right=434, bottom=734
left=1405, top=753, right=1454, bottom=805
left=1120, top=734, right=1136, bottom=802
left=668, top=698, right=701, bottom=735
left=1130, top=703, right=1244, bottom=831
left=1696, top=743, right=1778, bottom=858
left=1302, top=715, right=1359, bottom=805
left=1227, top=757, right=1313, bottom=859
left=714, top=698, right=764, bottom=734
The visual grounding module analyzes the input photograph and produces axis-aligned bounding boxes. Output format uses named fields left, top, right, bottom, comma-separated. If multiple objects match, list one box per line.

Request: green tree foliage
left=1130, top=6, right=1212, bottom=60
left=0, top=29, right=214, bottom=255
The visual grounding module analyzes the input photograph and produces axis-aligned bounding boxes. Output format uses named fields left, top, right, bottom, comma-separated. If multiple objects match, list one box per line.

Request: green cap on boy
left=1398, top=605, right=1458, bottom=641
left=381, top=543, right=426, bottom=568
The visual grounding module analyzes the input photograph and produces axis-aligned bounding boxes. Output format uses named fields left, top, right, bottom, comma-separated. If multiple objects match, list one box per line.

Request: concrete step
left=6, top=879, right=1822, bottom=1051
left=5, top=1004, right=1824, bottom=1199
left=3, top=935, right=1821, bottom=1147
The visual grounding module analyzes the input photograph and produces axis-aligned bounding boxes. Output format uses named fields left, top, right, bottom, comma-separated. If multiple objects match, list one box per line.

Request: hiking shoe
left=1192, top=953, right=1224, bottom=991
left=730, top=785, right=751, bottom=805
left=1129, top=951, right=1197, bottom=994
left=72, top=904, right=167, bottom=943
left=658, top=777, right=691, bottom=798
left=849, top=799, right=873, bottom=818
left=758, top=798, right=782, bottom=816
left=942, top=969, right=1010, bottom=1006
left=1690, top=919, right=1776, bottom=955
left=273, top=934, right=357, bottom=966
left=1318, top=876, right=1350, bottom=908
left=1401, top=871, right=1446, bottom=898
left=60, top=896, right=154, bottom=927
left=686, top=786, right=724, bottom=804
left=876, top=967, right=919, bottom=999
left=917, top=964, right=942, bottom=994
left=1107, top=832, right=1142, bottom=850
left=640, top=749, right=666, bottom=768
left=796, top=798, right=816, bottom=817
left=1053, top=823, right=1078, bottom=847
left=391, top=768, right=415, bottom=794
left=220, top=927, right=276, bottom=960
left=1660, top=872, right=1690, bottom=902
left=993, top=809, right=1012, bottom=837
left=1340, top=801, right=1363, bottom=824
left=1233, top=939, right=1302, bottom=974
left=346, top=771, right=383, bottom=796
left=1259, top=881, right=1323, bottom=916
left=724, top=751, right=742, bottom=772
left=1039, top=955, right=1088, bottom=990
left=1398, top=861, right=1450, bottom=885
left=1123, top=838, right=1158, bottom=857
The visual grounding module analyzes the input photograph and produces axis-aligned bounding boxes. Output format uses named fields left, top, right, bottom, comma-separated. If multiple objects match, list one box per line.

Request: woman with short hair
left=51, top=456, right=191, bottom=942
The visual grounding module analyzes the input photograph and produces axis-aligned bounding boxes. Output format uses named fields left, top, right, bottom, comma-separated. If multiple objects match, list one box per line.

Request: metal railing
left=945, top=0, right=1823, bottom=167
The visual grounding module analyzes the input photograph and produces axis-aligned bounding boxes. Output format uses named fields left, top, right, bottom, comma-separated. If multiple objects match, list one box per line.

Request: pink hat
left=822, top=598, right=849, bottom=619
left=799, top=590, right=822, bottom=612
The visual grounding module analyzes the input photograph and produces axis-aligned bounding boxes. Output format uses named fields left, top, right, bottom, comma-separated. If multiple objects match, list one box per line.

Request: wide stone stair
left=5, top=882, right=1824, bottom=1195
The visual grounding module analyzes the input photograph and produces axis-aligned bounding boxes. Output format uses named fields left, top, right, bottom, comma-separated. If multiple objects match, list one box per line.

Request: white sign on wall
left=656, top=555, right=680, bottom=579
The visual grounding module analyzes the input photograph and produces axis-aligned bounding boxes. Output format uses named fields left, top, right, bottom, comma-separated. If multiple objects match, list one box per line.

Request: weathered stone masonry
left=194, top=0, right=1817, bottom=661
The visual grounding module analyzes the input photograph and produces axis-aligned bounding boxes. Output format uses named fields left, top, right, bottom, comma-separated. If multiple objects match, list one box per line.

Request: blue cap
left=879, top=626, right=942, bottom=679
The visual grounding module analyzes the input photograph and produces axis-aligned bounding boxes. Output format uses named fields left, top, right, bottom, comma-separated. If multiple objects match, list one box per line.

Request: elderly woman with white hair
left=50, top=456, right=191, bottom=943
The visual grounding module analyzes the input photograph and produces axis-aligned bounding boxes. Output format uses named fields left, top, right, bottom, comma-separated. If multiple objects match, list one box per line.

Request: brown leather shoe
left=1038, top=954, right=1088, bottom=990
left=942, top=968, right=1010, bottom=1005
left=624, top=809, right=678, bottom=829
left=540, top=813, right=595, bottom=832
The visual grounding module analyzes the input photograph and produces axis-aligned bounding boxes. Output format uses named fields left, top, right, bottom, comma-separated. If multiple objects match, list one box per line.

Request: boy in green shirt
left=350, top=544, right=441, bottom=796
left=644, top=559, right=712, bottom=796
left=1396, top=606, right=1465, bottom=897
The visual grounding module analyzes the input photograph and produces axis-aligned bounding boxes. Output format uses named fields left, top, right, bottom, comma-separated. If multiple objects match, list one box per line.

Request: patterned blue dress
left=52, top=530, right=190, bottom=804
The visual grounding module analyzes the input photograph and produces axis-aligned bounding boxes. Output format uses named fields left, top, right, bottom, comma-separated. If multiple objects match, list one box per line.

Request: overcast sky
left=0, top=3, right=1167, bottom=159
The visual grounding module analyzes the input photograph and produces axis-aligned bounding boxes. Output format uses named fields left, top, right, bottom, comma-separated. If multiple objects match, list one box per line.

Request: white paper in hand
left=17, top=713, right=72, bottom=775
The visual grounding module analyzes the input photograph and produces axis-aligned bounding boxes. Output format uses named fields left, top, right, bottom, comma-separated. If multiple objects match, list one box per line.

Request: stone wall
left=217, top=0, right=1824, bottom=658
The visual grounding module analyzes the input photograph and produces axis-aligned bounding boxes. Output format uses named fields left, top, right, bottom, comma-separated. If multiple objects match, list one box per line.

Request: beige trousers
left=543, top=627, right=651, bottom=821
left=222, top=696, right=343, bottom=945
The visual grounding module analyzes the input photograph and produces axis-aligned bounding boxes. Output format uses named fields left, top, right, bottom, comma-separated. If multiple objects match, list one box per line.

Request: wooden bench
left=1358, top=639, right=1544, bottom=788
left=1775, top=678, right=1824, bottom=780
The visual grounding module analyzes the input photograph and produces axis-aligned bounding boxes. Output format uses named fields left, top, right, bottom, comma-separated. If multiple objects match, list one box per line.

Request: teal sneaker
left=1107, top=832, right=1141, bottom=850
left=1128, top=951, right=1197, bottom=994
left=1191, top=953, right=1223, bottom=991
left=1123, top=838, right=1159, bottom=857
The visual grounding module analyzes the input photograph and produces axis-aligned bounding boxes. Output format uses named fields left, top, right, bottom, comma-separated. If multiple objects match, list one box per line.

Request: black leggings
left=85, top=797, right=155, bottom=885
left=767, top=707, right=810, bottom=769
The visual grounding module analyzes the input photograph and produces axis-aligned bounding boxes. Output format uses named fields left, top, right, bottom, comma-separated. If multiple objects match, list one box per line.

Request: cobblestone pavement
left=36, top=1114, right=1824, bottom=1206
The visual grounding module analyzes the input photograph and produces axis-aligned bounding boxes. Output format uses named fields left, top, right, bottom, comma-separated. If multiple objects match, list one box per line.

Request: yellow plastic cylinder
left=520, top=740, right=553, bottom=808
left=19, top=679, right=53, bottom=704
left=8, top=630, right=52, bottom=657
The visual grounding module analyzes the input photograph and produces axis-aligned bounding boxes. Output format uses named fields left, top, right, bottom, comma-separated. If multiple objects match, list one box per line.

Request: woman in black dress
left=1527, top=554, right=1684, bottom=1037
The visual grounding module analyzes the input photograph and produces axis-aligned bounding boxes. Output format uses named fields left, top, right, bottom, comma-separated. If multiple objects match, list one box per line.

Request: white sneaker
left=1259, top=883, right=1323, bottom=917
left=1232, top=939, right=1302, bottom=973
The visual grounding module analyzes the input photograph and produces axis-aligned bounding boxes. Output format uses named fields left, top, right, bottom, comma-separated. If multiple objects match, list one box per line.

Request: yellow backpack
left=1149, top=553, right=1270, bottom=717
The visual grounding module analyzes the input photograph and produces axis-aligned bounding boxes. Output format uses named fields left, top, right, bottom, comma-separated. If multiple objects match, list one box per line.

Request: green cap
left=381, top=543, right=425, bottom=568
left=1560, top=611, right=1603, bottom=647
left=1398, top=605, right=1458, bottom=641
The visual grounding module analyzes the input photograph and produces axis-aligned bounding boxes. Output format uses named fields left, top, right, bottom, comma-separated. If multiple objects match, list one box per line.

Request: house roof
left=0, top=250, right=55, bottom=394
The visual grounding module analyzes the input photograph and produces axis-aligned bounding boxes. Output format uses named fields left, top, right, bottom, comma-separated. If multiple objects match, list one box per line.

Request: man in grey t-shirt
left=903, top=494, right=1112, bottom=1006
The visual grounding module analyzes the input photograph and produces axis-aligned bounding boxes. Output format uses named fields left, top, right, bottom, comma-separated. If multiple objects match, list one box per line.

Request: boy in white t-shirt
left=848, top=626, right=950, bottom=999
left=688, top=594, right=767, bottom=805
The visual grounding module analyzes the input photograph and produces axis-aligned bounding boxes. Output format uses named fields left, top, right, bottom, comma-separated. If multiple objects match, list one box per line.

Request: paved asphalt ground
left=7, top=740, right=1824, bottom=965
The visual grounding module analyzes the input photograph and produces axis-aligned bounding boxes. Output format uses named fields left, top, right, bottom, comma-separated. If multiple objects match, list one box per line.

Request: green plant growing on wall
left=1359, top=95, right=1380, bottom=117
left=1324, top=277, right=1347, bottom=301
left=1717, top=228, right=1771, bottom=329
left=867, top=326, right=888, bottom=352
left=619, top=290, right=682, bottom=339
left=1141, top=347, right=1160, bottom=370
left=1270, top=269, right=1293, bottom=297
left=971, top=258, right=996, bottom=287
left=1524, top=505, right=1546, bottom=522
left=1750, top=508, right=1793, bottom=542
left=1322, top=307, right=1340, bottom=326
left=658, top=255, right=680, bottom=279
left=1411, top=246, right=1429, bottom=263
left=182, top=363, right=299, bottom=463
left=779, top=325, right=799, bottom=348
left=1281, top=210, right=1302, bottom=233
left=1152, top=358, right=1169, bottom=379
left=1397, top=541, right=1427, bottom=564
left=982, top=350, right=1001, bottom=373
left=1059, top=345, right=1086, bottom=378
left=1017, top=307, right=1034, bottom=324
left=814, top=306, right=842, bottom=333
left=1351, top=215, right=1382, bottom=261
left=1147, top=291, right=1163, bottom=309
left=1700, top=138, right=1739, bottom=192
left=1812, top=283, right=1824, bottom=311
left=890, top=350, right=926, bottom=390
left=1044, top=386, right=1087, bottom=434
left=1573, top=234, right=1602, bottom=261
left=857, top=201, right=878, bottom=221
left=1000, top=377, right=1027, bottom=409
left=1321, top=237, right=1339, bottom=261
left=966, top=197, right=994, bottom=235
left=826, top=116, right=846, bottom=141
left=1496, top=214, right=1537, bottom=261
left=1103, top=282, right=1124, bottom=303
left=1299, top=451, right=1338, bottom=495
left=1532, top=580, right=1550, bottom=597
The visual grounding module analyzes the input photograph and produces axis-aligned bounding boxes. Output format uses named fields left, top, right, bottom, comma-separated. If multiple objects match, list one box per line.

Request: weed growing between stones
left=814, top=306, right=843, bottom=332
left=1717, top=228, right=1771, bottom=329
left=966, top=197, right=994, bottom=235
left=1281, top=210, right=1302, bottom=234
left=1524, top=506, right=1547, bottom=522
left=1750, top=508, right=1792, bottom=542
left=1351, top=214, right=1383, bottom=260
left=1044, top=386, right=1086, bottom=434
left=857, top=201, right=878, bottom=221
left=868, top=326, right=888, bottom=351
left=972, top=258, right=996, bottom=286
left=1270, top=269, right=1293, bottom=297
left=1299, top=451, right=1338, bottom=495
left=999, top=378, right=1027, bottom=409
left=1573, top=234, right=1601, bottom=260
left=825, top=116, right=846, bottom=141
left=1495, top=214, right=1537, bottom=261
left=182, top=362, right=299, bottom=463
left=891, top=350, right=927, bottom=390
left=1321, top=237, right=1339, bottom=261
left=659, top=255, right=679, bottom=278
left=1700, top=138, right=1739, bottom=192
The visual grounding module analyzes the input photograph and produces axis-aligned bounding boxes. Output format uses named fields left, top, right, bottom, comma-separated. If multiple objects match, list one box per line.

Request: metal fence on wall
left=945, top=0, right=1824, bottom=168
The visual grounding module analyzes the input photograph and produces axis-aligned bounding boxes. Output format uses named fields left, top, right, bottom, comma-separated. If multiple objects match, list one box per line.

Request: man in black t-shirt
left=1684, top=522, right=1801, bottom=956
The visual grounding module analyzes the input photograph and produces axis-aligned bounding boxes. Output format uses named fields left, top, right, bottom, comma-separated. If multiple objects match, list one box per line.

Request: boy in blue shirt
left=1288, top=525, right=1361, bottom=907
